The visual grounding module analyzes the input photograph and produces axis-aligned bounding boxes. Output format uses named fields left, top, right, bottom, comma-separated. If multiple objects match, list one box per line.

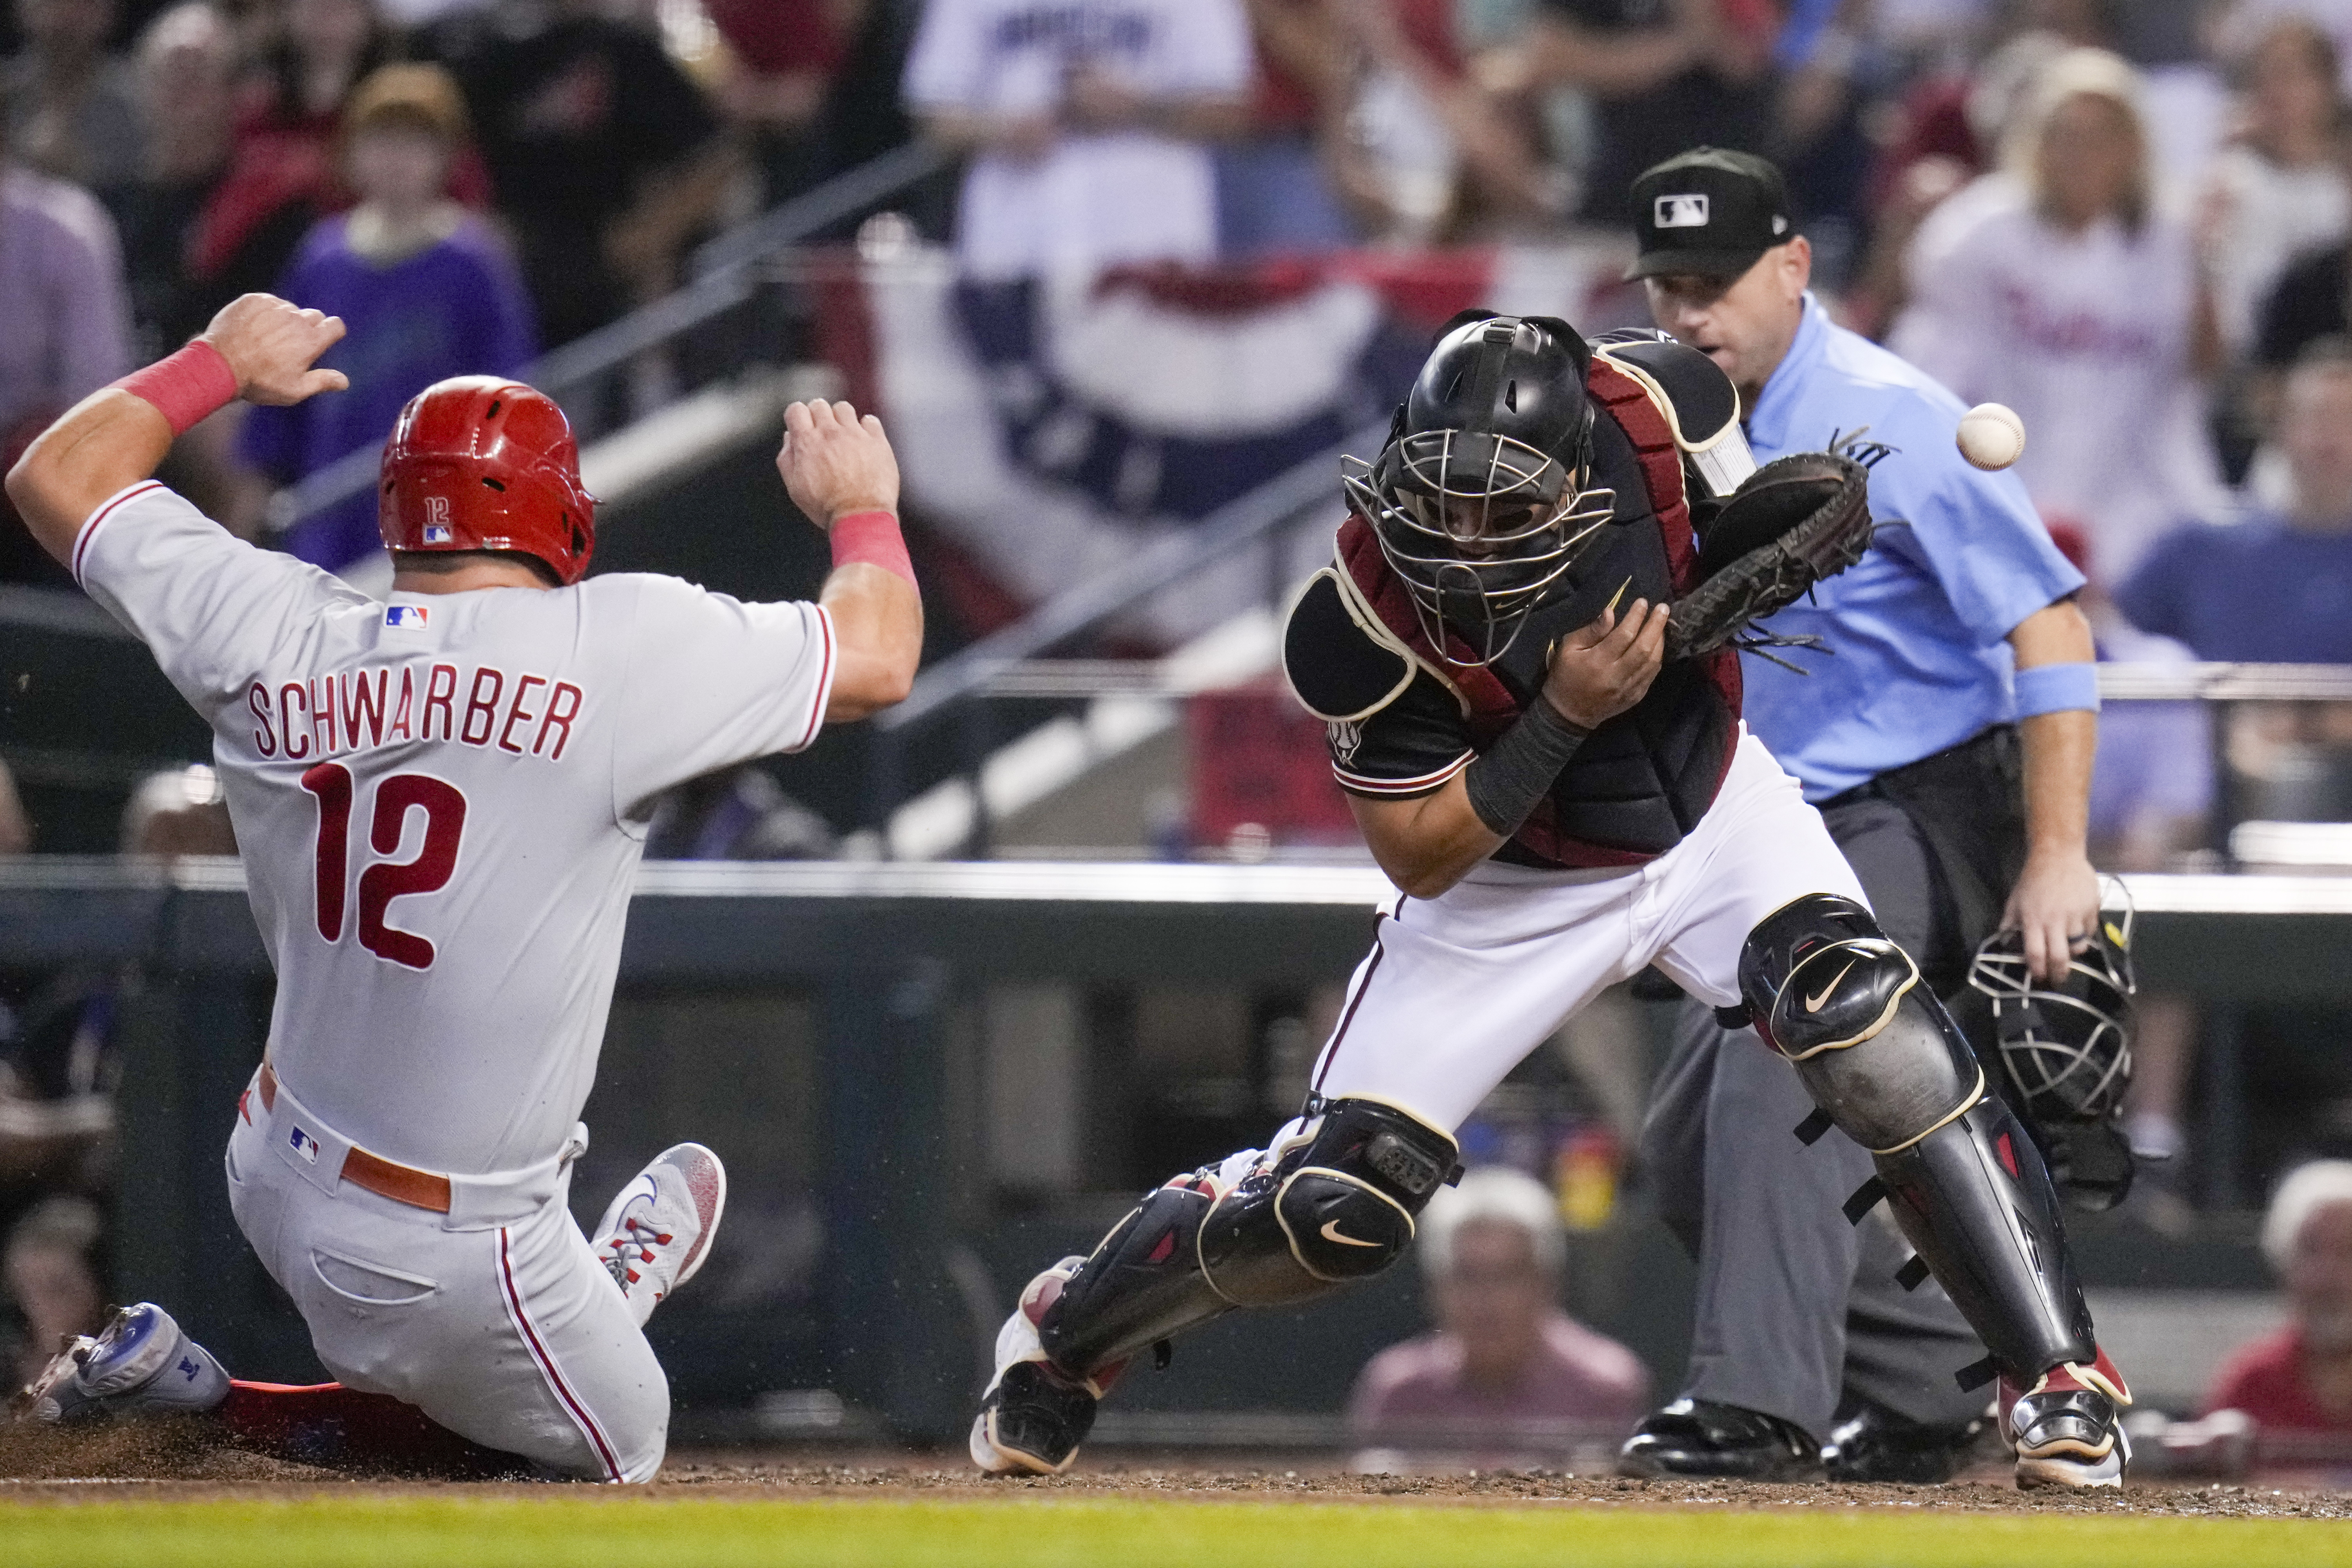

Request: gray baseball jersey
left=76, top=481, right=836, bottom=1176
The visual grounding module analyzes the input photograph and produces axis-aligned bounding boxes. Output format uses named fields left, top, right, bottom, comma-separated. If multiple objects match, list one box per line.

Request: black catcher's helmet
left=1342, top=312, right=1615, bottom=664
left=1969, top=886, right=2138, bottom=1209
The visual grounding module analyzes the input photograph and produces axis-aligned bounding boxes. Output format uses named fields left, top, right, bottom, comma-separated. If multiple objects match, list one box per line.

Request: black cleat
left=1617, top=1398, right=1823, bottom=1481
left=972, top=1360, right=1099, bottom=1475
left=1822, top=1400, right=1987, bottom=1483
left=970, top=1257, right=1119, bottom=1475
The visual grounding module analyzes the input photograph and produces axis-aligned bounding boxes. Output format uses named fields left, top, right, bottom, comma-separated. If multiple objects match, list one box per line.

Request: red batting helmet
left=379, top=376, right=595, bottom=584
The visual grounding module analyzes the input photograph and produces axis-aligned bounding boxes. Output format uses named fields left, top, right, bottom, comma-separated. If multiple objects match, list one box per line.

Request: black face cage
left=1342, top=427, right=1616, bottom=666
left=1967, top=894, right=2136, bottom=1125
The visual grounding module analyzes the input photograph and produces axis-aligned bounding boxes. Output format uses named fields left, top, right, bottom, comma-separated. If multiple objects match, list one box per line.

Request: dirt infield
left=1, top=1424, right=2347, bottom=1519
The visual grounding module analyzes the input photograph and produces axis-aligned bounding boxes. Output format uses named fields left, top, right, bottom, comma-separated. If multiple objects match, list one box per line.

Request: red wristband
left=830, top=509, right=915, bottom=586
left=111, top=341, right=239, bottom=437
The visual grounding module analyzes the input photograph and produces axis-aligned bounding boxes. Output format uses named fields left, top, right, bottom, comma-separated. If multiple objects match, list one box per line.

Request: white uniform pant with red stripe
left=1306, top=730, right=1869, bottom=1134
left=224, top=1105, right=665, bottom=1482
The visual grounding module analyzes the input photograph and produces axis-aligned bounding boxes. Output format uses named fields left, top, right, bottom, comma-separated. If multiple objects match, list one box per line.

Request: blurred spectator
left=1328, top=0, right=1560, bottom=242
left=1503, top=0, right=1774, bottom=223
left=1218, top=0, right=1360, bottom=255
left=233, top=62, right=534, bottom=577
left=0, top=117, right=133, bottom=588
left=705, top=0, right=859, bottom=208
left=904, top=0, right=1253, bottom=279
left=2, top=1196, right=103, bottom=1386
left=643, top=765, right=838, bottom=860
left=2, top=0, right=143, bottom=189
left=104, top=2, right=240, bottom=360
left=2198, top=17, right=2349, bottom=480
left=2197, top=19, right=2348, bottom=366
left=441, top=0, right=728, bottom=348
left=182, top=0, right=401, bottom=340
left=1349, top=1166, right=1647, bottom=1470
left=2116, top=341, right=2352, bottom=663
left=120, top=761, right=236, bottom=858
left=2205, top=1160, right=2352, bottom=1433
left=1892, top=46, right=2224, bottom=586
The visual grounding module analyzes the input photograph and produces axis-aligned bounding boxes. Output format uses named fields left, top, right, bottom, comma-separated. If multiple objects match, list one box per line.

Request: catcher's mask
left=1342, top=312, right=1615, bottom=665
left=1967, top=887, right=2135, bottom=1126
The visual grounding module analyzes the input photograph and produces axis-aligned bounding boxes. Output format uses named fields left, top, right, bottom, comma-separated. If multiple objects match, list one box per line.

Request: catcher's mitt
left=1665, top=452, right=1873, bottom=662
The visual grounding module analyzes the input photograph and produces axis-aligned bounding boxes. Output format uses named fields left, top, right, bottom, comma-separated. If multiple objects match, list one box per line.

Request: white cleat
left=970, top=1256, right=1116, bottom=1476
left=14, top=1303, right=229, bottom=1425
left=592, top=1143, right=727, bottom=1327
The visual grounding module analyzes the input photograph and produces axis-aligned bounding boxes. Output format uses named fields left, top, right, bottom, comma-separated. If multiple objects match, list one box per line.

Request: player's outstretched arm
left=7, top=294, right=347, bottom=565
left=776, top=399, right=923, bottom=721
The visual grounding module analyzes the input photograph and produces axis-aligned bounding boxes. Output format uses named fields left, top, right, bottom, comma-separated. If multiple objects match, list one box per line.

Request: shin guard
left=1040, top=1098, right=1457, bottom=1379
left=1740, top=894, right=2097, bottom=1381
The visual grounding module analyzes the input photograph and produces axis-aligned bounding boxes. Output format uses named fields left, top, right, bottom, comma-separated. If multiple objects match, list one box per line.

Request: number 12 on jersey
left=301, top=762, right=467, bottom=969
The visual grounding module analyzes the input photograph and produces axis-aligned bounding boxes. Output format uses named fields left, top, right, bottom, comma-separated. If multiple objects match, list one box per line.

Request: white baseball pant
left=1308, top=730, right=1870, bottom=1133
left=224, top=1083, right=666, bottom=1481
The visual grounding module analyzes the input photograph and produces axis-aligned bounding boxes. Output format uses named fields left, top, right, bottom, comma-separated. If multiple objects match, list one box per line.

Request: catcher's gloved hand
left=1666, top=452, right=1873, bottom=662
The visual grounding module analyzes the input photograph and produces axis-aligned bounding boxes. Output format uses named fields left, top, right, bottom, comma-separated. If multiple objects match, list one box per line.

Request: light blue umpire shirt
left=1738, top=293, right=2085, bottom=801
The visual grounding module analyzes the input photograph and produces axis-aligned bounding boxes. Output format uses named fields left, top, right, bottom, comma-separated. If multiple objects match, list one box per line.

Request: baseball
left=1956, top=402, right=2025, bottom=470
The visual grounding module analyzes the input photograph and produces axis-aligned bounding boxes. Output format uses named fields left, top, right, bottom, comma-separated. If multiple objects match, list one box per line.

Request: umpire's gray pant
left=1641, top=793, right=1990, bottom=1440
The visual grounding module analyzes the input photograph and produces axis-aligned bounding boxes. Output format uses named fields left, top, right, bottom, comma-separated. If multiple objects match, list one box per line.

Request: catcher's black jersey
left=1288, top=388, right=1741, bottom=866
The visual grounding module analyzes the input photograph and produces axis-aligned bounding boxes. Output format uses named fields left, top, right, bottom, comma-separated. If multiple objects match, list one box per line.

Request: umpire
left=1617, top=150, right=2105, bottom=1482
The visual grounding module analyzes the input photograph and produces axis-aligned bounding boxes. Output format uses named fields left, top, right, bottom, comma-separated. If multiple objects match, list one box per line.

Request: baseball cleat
left=970, top=1256, right=1121, bottom=1476
left=14, top=1302, right=229, bottom=1424
left=1821, top=1400, right=1987, bottom=1484
left=592, top=1143, right=727, bottom=1327
left=2003, top=1348, right=2132, bottom=1490
left=1618, top=1398, right=1824, bottom=1481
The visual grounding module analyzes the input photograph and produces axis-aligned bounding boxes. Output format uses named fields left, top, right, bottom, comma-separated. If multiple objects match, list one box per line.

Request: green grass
left=1, top=1494, right=2349, bottom=1568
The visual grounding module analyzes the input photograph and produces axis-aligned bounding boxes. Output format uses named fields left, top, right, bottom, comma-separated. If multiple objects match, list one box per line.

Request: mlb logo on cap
left=289, top=1125, right=321, bottom=1164
left=1655, top=193, right=1709, bottom=229
left=423, top=524, right=452, bottom=544
left=384, top=605, right=429, bottom=629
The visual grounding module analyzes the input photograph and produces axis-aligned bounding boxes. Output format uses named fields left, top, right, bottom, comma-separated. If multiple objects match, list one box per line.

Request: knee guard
left=1740, top=894, right=1982, bottom=1154
left=1039, top=1098, right=1458, bottom=1379
left=1737, top=894, right=2095, bottom=1380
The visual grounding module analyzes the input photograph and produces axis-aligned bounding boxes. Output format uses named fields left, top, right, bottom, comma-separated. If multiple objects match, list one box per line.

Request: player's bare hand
left=201, top=294, right=349, bottom=406
left=1541, top=598, right=1669, bottom=728
left=779, top=399, right=900, bottom=527
left=2003, top=847, right=2103, bottom=985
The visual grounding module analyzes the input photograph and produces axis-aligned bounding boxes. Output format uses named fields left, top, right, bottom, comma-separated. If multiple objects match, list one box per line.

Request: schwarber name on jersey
left=74, top=482, right=837, bottom=1177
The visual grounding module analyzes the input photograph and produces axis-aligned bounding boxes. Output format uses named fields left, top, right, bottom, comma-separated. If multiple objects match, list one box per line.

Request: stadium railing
left=261, top=141, right=955, bottom=542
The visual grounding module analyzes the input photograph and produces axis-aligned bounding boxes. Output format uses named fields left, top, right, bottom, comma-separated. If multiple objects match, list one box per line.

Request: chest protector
left=1335, top=355, right=1743, bottom=869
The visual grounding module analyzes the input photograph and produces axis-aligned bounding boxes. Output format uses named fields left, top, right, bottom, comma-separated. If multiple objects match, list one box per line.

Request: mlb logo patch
left=384, top=604, right=429, bottom=629
left=422, top=524, right=453, bottom=544
left=1654, top=193, right=1710, bottom=229
left=289, top=1125, right=321, bottom=1164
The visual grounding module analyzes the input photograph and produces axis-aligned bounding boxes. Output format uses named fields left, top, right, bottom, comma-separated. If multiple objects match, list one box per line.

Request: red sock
left=218, top=1381, right=531, bottom=1478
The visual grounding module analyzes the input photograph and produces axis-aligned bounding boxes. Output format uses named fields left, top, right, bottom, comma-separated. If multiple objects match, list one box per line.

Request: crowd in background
left=0, top=0, right=2346, bottom=657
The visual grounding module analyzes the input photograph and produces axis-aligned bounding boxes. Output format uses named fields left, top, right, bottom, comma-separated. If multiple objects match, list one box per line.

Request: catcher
left=1620, top=148, right=2122, bottom=1486
left=970, top=307, right=2133, bottom=1489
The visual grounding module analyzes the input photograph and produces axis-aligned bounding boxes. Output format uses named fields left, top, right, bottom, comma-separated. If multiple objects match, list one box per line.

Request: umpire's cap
left=1626, top=148, right=1797, bottom=281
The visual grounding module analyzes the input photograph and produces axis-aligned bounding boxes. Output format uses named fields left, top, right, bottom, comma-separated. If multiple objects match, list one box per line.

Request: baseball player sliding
left=5, top=294, right=921, bottom=1481
left=974, top=311, right=2134, bottom=1489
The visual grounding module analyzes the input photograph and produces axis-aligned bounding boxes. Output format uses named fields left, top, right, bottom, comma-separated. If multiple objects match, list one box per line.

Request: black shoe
left=1617, top=1398, right=1823, bottom=1481
left=1822, top=1400, right=1986, bottom=1484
